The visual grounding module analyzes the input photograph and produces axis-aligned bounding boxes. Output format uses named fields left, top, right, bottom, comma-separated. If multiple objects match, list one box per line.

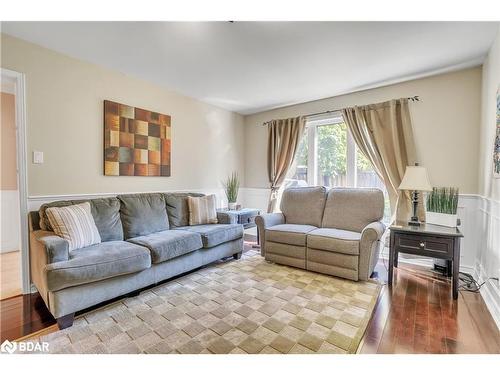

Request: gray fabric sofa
left=29, top=192, right=244, bottom=328
left=256, top=186, right=385, bottom=281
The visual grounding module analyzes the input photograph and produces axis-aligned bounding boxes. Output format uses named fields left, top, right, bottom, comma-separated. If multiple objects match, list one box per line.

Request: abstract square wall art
left=494, top=86, right=500, bottom=178
left=104, top=100, right=171, bottom=176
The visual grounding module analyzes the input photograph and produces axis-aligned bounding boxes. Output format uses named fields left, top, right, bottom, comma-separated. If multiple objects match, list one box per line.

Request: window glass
left=316, top=123, right=347, bottom=187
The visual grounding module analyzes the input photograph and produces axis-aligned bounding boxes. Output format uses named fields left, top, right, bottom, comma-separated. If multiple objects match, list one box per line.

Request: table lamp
left=398, top=164, right=432, bottom=226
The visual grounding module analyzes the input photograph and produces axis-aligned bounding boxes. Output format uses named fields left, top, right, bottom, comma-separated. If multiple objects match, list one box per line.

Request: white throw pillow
left=46, top=202, right=101, bottom=251
left=188, top=195, right=218, bottom=225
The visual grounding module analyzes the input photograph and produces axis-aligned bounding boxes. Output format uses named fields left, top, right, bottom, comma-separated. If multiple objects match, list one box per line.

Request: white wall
left=477, top=25, right=500, bottom=328
left=0, top=34, right=245, bottom=200
left=243, top=68, right=482, bottom=194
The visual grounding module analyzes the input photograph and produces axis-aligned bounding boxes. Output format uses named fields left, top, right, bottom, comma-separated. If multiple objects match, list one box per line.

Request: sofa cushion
left=322, top=188, right=384, bottom=232
left=118, top=193, right=169, bottom=239
left=307, top=228, right=361, bottom=255
left=45, top=241, right=151, bottom=292
left=164, top=192, right=204, bottom=227
left=39, top=197, right=123, bottom=241
left=175, top=224, right=243, bottom=248
left=280, top=186, right=327, bottom=227
left=266, top=224, right=317, bottom=246
left=46, top=202, right=102, bottom=251
left=188, top=195, right=218, bottom=225
left=128, top=230, right=203, bottom=263
left=88, top=198, right=124, bottom=241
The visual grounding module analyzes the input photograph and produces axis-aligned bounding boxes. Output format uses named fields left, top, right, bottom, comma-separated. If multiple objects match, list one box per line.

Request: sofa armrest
left=29, top=230, right=69, bottom=306
left=32, top=230, right=70, bottom=264
left=255, top=213, right=285, bottom=256
left=358, top=221, right=386, bottom=281
left=217, top=211, right=238, bottom=224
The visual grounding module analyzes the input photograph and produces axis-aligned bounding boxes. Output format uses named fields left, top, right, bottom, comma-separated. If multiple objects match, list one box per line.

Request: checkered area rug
left=29, top=250, right=381, bottom=354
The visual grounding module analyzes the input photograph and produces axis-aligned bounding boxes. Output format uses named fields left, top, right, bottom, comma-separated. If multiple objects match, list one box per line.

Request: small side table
left=389, top=222, right=463, bottom=299
left=218, top=208, right=261, bottom=244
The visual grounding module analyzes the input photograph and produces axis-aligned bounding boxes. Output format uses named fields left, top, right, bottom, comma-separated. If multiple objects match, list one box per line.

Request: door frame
left=2, top=68, right=30, bottom=294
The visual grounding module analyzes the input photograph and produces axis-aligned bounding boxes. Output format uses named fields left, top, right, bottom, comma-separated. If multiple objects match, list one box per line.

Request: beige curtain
left=266, top=116, right=306, bottom=213
left=342, top=99, right=423, bottom=222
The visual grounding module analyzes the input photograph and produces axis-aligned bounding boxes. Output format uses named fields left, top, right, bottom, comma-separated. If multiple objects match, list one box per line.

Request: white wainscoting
left=474, top=196, right=500, bottom=329
left=240, top=188, right=269, bottom=212
left=1, top=190, right=21, bottom=253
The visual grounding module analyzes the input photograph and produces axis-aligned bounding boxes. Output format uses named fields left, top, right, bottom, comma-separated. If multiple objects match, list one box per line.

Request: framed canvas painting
left=495, top=86, right=500, bottom=178
left=104, top=100, right=171, bottom=176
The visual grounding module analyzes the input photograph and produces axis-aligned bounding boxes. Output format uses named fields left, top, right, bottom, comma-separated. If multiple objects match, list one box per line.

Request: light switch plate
left=33, top=151, right=44, bottom=164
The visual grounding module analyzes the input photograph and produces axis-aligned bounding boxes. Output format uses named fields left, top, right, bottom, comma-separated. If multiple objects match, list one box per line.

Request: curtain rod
left=262, top=96, right=420, bottom=125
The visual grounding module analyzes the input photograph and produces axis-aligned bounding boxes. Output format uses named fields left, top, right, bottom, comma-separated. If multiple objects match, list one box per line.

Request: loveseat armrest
left=362, top=221, right=386, bottom=241
left=32, top=230, right=70, bottom=264
left=217, top=211, right=238, bottom=224
left=358, top=221, right=386, bottom=281
left=255, top=213, right=285, bottom=256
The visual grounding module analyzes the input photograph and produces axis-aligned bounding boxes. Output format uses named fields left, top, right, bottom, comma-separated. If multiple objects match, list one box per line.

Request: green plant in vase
left=222, top=172, right=239, bottom=210
left=426, top=187, right=459, bottom=227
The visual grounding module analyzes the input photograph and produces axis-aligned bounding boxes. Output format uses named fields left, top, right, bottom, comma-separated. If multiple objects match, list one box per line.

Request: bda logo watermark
left=1, top=340, right=16, bottom=354
left=1, top=339, right=49, bottom=354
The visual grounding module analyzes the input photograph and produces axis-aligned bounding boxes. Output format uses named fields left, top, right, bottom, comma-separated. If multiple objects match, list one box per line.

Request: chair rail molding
left=27, top=188, right=228, bottom=211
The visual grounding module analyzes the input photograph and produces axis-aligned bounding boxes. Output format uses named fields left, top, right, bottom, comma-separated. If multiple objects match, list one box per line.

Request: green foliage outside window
left=294, top=123, right=372, bottom=179
left=317, top=123, right=347, bottom=177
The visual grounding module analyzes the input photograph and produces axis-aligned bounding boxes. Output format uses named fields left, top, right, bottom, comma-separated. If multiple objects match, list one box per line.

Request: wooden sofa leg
left=57, top=313, right=75, bottom=330
left=233, top=251, right=242, bottom=260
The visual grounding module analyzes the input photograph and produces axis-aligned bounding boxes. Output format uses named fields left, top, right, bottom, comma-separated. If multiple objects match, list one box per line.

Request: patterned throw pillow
left=187, top=195, right=218, bottom=225
left=46, top=202, right=102, bottom=251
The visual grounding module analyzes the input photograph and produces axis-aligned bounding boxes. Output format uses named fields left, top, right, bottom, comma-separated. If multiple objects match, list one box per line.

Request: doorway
left=1, top=68, right=28, bottom=299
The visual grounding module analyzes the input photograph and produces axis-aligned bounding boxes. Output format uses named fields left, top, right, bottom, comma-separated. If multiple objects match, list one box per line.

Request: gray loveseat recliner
left=29, top=192, right=244, bottom=328
left=256, top=186, right=385, bottom=281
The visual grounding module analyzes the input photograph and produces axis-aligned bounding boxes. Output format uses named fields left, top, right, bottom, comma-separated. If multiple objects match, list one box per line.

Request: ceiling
left=2, top=22, right=499, bottom=114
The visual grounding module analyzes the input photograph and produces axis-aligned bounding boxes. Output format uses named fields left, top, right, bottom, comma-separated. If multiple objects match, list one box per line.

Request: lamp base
left=408, top=191, right=420, bottom=227
left=408, top=220, right=421, bottom=227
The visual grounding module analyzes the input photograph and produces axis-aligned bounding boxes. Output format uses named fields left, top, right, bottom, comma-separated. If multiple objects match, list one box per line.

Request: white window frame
left=304, top=111, right=359, bottom=188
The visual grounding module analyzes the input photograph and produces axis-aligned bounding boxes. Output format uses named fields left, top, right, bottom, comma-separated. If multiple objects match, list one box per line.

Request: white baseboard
left=473, top=261, right=500, bottom=330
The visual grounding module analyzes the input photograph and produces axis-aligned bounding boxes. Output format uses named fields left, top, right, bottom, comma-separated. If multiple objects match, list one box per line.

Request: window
left=285, top=113, right=391, bottom=222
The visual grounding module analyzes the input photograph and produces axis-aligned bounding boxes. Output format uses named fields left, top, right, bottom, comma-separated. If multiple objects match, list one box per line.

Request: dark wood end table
left=389, top=221, right=463, bottom=299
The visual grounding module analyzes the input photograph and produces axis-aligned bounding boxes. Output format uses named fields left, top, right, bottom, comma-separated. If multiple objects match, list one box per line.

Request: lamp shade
left=398, top=166, right=432, bottom=191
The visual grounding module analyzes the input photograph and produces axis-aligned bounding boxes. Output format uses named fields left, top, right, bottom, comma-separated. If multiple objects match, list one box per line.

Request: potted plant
left=426, top=187, right=459, bottom=227
left=222, top=172, right=239, bottom=210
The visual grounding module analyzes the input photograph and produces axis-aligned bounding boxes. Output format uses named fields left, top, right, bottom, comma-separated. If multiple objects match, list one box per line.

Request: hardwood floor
left=360, top=260, right=500, bottom=353
left=0, top=293, right=56, bottom=341
left=0, top=250, right=22, bottom=300
left=1, top=241, right=499, bottom=353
